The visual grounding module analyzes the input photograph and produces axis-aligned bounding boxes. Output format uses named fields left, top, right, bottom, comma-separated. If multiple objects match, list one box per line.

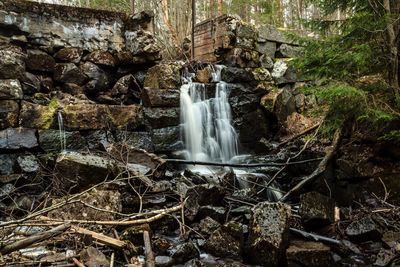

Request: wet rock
left=204, top=227, right=243, bottom=260
left=54, top=47, right=83, bottom=63
left=20, top=101, right=58, bottom=129
left=286, top=240, right=333, bottom=267
left=232, top=188, right=257, bottom=202
left=39, top=130, right=87, bottom=152
left=17, top=155, right=39, bottom=173
left=55, top=151, right=114, bottom=191
left=80, top=62, right=110, bottom=93
left=142, top=88, right=180, bottom=107
left=0, top=46, right=26, bottom=79
left=252, top=67, right=272, bottom=82
left=125, top=29, right=161, bottom=62
left=155, top=256, right=175, bottom=267
left=277, top=44, right=302, bottom=58
left=197, top=206, right=226, bottom=223
left=111, top=74, right=140, bottom=100
left=247, top=202, right=291, bottom=267
left=62, top=104, right=143, bottom=130
left=171, top=242, right=199, bottom=264
left=374, top=248, right=397, bottom=267
left=0, top=154, right=17, bottom=175
left=185, top=184, right=226, bottom=220
left=85, top=50, right=117, bottom=67
left=195, top=68, right=211, bottom=83
left=144, top=108, right=180, bottom=129
left=299, top=191, right=335, bottom=229
left=26, top=49, right=56, bottom=72
left=345, top=216, right=382, bottom=242
left=80, top=246, right=109, bottom=267
left=230, top=94, right=260, bottom=116
left=199, top=217, right=221, bottom=235
left=152, top=126, right=182, bottom=152
left=234, top=109, right=271, bottom=144
left=144, top=63, right=182, bottom=89
left=0, top=100, right=19, bottom=129
left=274, top=88, right=296, bottom=123
left=54, top=63, right=88, bottom=85
left=0, top=183, right=15, bottom=198
left=0, top=79, right=23, bottom=100
left=221, top=67, right=254, bottom=83
left=0, top=128, right=38, bottom=149
left=114, top=131, right=154, bottom=152
left=257, top=41, right=276, bottom=58
left=20, top=72, right=41, bottom=95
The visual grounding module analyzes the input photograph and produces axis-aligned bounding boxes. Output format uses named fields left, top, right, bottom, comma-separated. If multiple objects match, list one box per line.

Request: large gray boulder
left=272, top=60, right=297, bottom=84
left=0, top=128, right=38, bottom=149
left=247, top=202, right=291, bottom=267
left=0, top=46, right=26, bottom=79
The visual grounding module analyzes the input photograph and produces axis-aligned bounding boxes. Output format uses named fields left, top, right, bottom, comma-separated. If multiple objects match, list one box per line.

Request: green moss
left=38, top=98, right=60, bottom=129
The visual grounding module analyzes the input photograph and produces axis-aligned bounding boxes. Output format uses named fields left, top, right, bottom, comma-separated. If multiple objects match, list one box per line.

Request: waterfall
left=57, top=110, right=66, bottom=152
left=180, top=65, right=238, bottom=163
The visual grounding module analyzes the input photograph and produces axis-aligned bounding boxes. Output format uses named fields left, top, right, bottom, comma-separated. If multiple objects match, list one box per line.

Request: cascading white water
left=180, top=65, right=238, bottom=163
left=57, top=110, right=66, bottom=152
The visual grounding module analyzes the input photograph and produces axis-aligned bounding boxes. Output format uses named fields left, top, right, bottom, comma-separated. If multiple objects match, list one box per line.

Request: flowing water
left=57, top=110, right=66, bottom=152
left=180, top=65, right=238, bottom=163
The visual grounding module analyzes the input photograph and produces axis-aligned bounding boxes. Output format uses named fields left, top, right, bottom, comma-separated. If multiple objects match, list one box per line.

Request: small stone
left=17, top=155, right=39, bottom=173
left=0, top=183, right=15, bottom=198
left=260, top=55, right=274, bottom=69
left=199, top=217, right=221, bottom=235
left=299, top=191, right=335, bottom=229
left=80, top=246, right=109, bottom=267
left=171, top=242, right=199, bottom=264
left=54, top=63, right=88, bottom=85
left=0, top=79, right=23, bottom=100
left=286, top=240, right=333, bottom=267
left=155, top=256, right=175, bottom=267
left=204, top=227, right=242, bottom=260
left=26, top=49, right=56, bottom=72
left=272, top=60, right=297, bottom=84
left=247, top=202, right=291, bottom=267
left=54, top=47, right=83, bottom=63
left=345, top=216, right=382, bottom=242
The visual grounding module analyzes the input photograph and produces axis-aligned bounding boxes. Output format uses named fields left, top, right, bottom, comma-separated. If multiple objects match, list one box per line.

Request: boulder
left=54, top=63, right=88, bottom=85
left=54, top=47, right=83, bottom=63
left=143, top=63, right=182, bottom=89
left=114, top=131, right=154, bottom=152
left=111, top=74, right=139, bottom=98
left=85, top=50, right=117, bottom=67
left=252, top=67, right=272, bottom=82
left=80, top=62, right=110, bottom=93
left=345, top=216, right=382, bottom=242
left=39, top=76, right=54, bottom=93
left=171, top=242, right=199, bottom=264
left=286, top=240, right=333, bottom=267
left=0, top=154, right=17, bottom=175
left=26, top=49, right=56, bottom=72
left=286, top=113, right=316, bottom=136
left=274, top=88, right=296, bottom=123
left=39, top=130, right=87, bottom=153
left=258, top=24, right=298, bottom=45
left=230, top=94, right=260, bottom=116
left=195, top=68, right=211, bottom=83
left=221, top=67, right=254, bottom=83
left=223, top=48, right=260, bottom=68
left=247, top=202, right=291, bottom=267
left=272, top=60, right=297, bottom=84
left=257, top=41, right=276, bottom=58
left=277, top=44, right=302, bottom=58
left=0, top=79, right=23, bottom=100
left=234, top=109, right=270, bottom=144
left=142, top=88, right=180, bottom=107
left=61, top=83, right=85, bottom=95
left=0, top=100, right=19, bottom=129
left=152, top=126, right=182, bottom=152
left=144, top=108, right=180, bottom=129
left=20, top=101, right=58, bottom=129
left=20, top=72, right=41, bottom=95
left=199, top=217, right=221, bottom=235
left=0, top=128, right=38, bottom=149
left=17, top=155, right=39, bottom=173
left=62, top=104, right=143, bottom=130
left=125, top=29, right=161, bottom=61
left=260, top=55, right=274, bottom=69
left=299, top=192, right=335, bottom=229
left=204, top=227, right=243, bottom=260
left=0, top=46, right=26, bottom=79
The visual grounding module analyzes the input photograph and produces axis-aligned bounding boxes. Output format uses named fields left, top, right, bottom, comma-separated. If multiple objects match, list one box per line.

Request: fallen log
left=165, top=157, right=323, bottom=168
left=0, top=223, right=70, bottom=255
left=280, top=129, right=342, bottom=202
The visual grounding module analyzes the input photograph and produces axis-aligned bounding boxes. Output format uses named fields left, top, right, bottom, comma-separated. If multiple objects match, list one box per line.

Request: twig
left=110, top=253, right=115, bottom=267
left=289, top=228, right=341, bottom=246
left=71, top=226, right=127, bottom=249
left=72, top=257, right=85, bottom=267
left=0, top=223, right=70, bottom=255
left=280, top=128, right=342, bottom=202
left=143, top=231, right=155, bottom=267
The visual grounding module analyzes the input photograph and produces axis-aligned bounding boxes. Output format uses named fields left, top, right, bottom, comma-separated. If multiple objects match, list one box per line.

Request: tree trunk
left=219, top=0, right=223, bottom=15
left=131, top=0, right=135, bottom=14
left=383, top=0, right=400, bottom=98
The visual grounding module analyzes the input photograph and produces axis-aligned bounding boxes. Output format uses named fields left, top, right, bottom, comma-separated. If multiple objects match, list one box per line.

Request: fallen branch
left=165, top=157, right=323, bottom=168
left=280, top=129, right=342, bottom=202
left=72, top=226, right=127, bottom=249
left=277, top=123, right=321, bottom=148
left=143, top=230, right=155, bottom=267
left=0, top=223, right=70, bottom=255
left=72, top=257, right=85, bottom=267
left=289, top=228, right=341, bottom=246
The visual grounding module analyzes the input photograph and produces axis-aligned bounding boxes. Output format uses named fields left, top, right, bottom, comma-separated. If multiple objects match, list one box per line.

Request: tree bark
left=131, top=0, right=135, bottom=14
left=219, top=0, right=223, bottom=15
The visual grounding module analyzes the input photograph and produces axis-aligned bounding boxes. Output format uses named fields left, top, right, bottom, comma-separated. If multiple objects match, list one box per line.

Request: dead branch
left=71, top=226, right=127, bottom=249
left=0, top=223, right=70, bottom=255
left=143, top=230, right=155, bottom=267
left=166, top=157, right=323, bottom=168
left=280, top=128, right=342, bottom=202
left=289, top=228, right=341, bottom=246
left=72, top=257, right=85, bottom=267
left=277, top=123, right=321, bottom=148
